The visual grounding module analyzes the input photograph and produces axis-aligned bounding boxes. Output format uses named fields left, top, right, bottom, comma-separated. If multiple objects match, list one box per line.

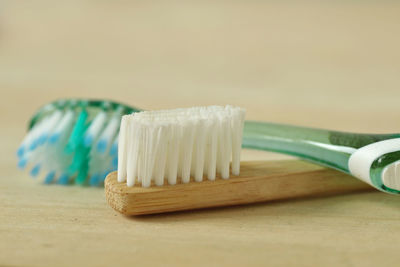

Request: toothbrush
left=18, top=99, right=400, bottom=196
left=105, top=161, right=371, bottom=215
left=105, top=106, right=374, bottom=215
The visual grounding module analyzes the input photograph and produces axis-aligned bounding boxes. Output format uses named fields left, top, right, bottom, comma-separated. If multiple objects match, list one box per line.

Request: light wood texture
left=2, top=1, right=400, bottom=267
left=106, top=161, right=372, bottom=215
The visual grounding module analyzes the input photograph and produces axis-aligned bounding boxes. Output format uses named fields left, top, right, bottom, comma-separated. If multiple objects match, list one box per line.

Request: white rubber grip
left=348, top=138, right=400, bottom=186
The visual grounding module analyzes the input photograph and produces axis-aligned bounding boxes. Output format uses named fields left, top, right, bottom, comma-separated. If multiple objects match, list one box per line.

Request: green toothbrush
left=17, top=98, right=400, bottom=194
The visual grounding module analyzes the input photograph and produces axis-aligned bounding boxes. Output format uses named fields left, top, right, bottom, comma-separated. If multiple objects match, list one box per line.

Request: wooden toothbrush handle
left=105, top=160, right=373, bottom=215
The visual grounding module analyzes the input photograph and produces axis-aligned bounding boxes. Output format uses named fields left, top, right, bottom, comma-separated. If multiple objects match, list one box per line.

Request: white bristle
left=117, top=116, right=129, bottom=182
left=24, top=117, right=50, bottom=148
left=166, top=124, right=180, bottom=185
left=230, top=107, right=246, bottom=175
left=96, top=114, right=120, bottom=152
left=52, top=110, right=75, bottom=138
left=118, top=105, right=246, bottom=187
left=84, top=111, right=107, bottom=146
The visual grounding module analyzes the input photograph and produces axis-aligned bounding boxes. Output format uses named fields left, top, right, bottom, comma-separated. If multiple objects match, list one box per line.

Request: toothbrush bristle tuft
left=17, top=146, right=25, bottom=157
left=17, top=158, right=27, bottom=169
left=30, top=164, right=41, bottom=177
left=44, top=171, right=56, bottom=184
left=49, top=133, right=61, bottom=144
left=96, top=140, right=107, bottom=153
left=58, top=174, right=70, bottom=185
left=118, top=105, right=246, bottom=187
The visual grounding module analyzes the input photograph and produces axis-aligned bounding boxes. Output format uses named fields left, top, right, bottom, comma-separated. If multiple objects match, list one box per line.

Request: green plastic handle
left=243, top=121, right=400, bottom=194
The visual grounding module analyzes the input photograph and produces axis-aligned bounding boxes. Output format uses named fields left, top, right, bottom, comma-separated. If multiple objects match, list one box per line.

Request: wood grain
left=105, top=161, right=372, bottom=215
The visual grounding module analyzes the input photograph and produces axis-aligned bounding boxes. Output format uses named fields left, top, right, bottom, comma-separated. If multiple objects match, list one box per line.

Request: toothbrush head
left=17, top=99, right=140, bottom=186
left=117, top=105, right=246, bottom=187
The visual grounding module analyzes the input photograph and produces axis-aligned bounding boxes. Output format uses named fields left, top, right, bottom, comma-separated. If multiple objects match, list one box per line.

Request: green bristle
left=68, top=145, right=89, bottom=173
left=75, top=161, right=89, bottom=185
left=65, top=109, right=88, bottom=154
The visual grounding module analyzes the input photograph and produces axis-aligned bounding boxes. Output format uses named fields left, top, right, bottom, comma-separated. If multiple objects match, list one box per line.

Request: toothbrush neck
left=242, top=121, right=400, bottom=174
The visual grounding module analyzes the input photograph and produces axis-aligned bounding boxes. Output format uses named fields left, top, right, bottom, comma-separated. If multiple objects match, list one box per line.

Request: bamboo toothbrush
left=105, top=161, right=371, bottom=215
left=105, top=105, right=398, bottom=215
left=18, top=99, right=400, bottom=196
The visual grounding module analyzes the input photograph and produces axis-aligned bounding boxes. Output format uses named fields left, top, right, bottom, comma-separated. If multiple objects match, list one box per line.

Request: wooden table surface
left=1, top=1, right=400, bottom=266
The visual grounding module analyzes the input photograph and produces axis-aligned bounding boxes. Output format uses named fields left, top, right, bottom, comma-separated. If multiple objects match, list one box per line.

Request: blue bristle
left=29, top=140, right=38, bottom=151
left=49, top=133, right=60, bottom=144
left=58, top=174, right=70, bottom=185
left=17, top=146, right=25, bottom=157
left=101, top=171, right=109, bottom=181
left=38, top=134, right=47, bottom=145
left=17, top=158, right=27, bottom=169
left=110, top=143, right=118, bottom=156
left=89, top=174, right=100, bottom=186
left=112, top=157, right=118, bottom=168
left=83, top=135, right=93, bottom=147
left=96, top=139, right=107, bottom=153
left=30, top=164, right=41, bottom=177
left=44, top=171, right=56, bottom=184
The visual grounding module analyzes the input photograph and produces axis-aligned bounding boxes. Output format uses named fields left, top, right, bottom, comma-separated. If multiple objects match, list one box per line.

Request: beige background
left=1, top=1, right=400, bottom=266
